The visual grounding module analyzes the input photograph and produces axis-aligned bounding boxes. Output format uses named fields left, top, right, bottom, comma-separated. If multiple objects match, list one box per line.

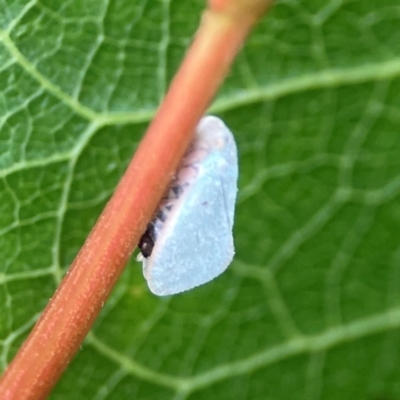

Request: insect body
left=138, top=116, right=238, bottom=296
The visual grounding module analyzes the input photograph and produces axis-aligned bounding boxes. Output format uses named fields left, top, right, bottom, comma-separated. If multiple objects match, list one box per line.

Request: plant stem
left=0, top=1, right=272, bottom=398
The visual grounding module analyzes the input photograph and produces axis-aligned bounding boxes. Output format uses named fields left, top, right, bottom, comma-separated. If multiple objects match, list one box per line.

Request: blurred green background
left=1, top=0, right=400, bottom=399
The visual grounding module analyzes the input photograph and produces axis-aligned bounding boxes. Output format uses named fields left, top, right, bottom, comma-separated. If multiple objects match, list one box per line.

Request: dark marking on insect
left=164, top=204, right=173, bottom=211
left=138, top=223, right=156, bottom=258
left=156, top=210, right=168, bottom=222
left=170, top=185, right=183, bottom=197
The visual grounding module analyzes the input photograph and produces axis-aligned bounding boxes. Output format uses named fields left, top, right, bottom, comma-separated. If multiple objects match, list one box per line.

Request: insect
left=137, top=116, right=238, bottom=296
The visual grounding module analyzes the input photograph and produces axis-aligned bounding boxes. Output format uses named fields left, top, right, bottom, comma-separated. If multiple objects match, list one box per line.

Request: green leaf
left=1, top=0, right=400, bottom=399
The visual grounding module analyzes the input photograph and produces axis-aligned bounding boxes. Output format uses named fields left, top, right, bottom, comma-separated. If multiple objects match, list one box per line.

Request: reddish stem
left=0, top=1, right=272, bottom=399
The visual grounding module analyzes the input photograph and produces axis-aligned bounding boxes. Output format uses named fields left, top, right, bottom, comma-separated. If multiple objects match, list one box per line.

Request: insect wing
left=144, top=117, right=238, bottom=296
